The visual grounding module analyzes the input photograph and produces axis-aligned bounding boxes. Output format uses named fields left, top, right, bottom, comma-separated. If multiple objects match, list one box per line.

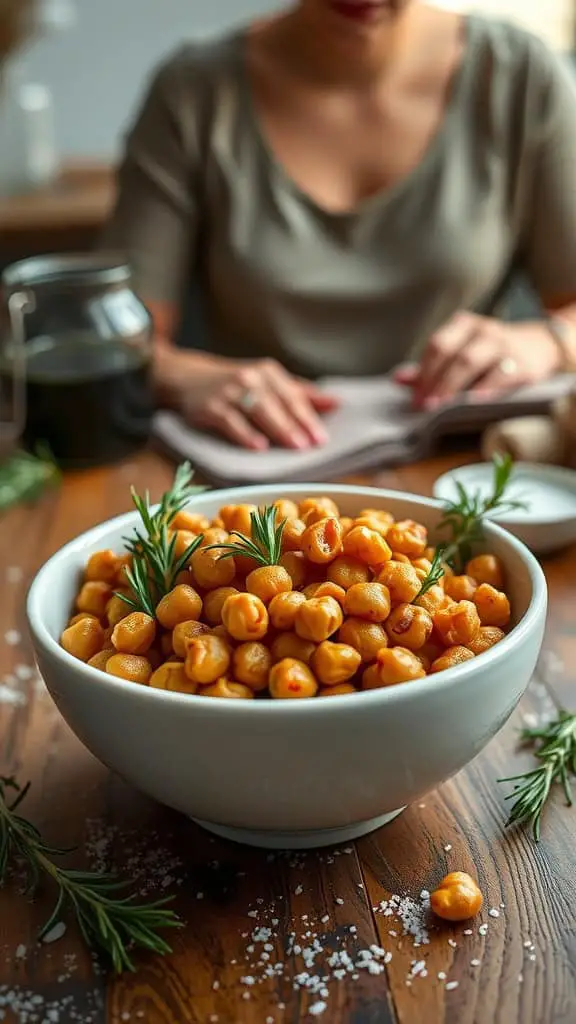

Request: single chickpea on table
left=60, top=492, right=513, bottom=700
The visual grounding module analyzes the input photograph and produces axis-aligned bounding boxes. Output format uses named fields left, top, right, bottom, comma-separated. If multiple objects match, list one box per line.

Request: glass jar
left=0, top=253, right=154, bottom=467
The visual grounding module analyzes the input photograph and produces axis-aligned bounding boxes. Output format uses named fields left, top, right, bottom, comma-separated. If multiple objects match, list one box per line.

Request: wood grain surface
left=1, top=449, right=575, bottom=1024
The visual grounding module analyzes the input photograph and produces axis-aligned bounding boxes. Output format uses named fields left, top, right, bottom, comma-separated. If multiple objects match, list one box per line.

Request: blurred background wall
left=19, top=0, right=576, bottom=160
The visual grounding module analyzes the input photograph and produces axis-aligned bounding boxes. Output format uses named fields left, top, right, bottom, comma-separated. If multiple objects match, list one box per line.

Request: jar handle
left=2, top=290, right=35, bottom=444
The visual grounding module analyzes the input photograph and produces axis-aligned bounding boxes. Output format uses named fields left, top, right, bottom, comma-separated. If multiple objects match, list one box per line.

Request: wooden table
left=0, top=161, right=115, bottom=263
left=1, top=449, right=575, bottom=1024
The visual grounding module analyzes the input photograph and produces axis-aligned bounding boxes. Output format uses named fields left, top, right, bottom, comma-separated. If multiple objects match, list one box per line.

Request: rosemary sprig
left=209, top=506, right=287, bottom=568
left=0, top=445, right=60, bottom=512
left=499, top=710, right=576, bottom=841
left=0, top=776, right=182, bottom=972
left=439, top=453, right=527, bottom=571
left=119, top=462, right=205, bottom=614
left=414, top=547, right=445, bottom=601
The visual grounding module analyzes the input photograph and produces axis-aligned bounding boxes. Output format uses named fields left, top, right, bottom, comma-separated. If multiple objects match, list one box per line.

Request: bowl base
left=191, top=808, right=405, bottom=850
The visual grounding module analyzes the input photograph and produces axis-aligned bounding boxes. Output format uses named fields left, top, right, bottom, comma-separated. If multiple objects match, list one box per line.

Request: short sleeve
left=101, top=50, right=201, bottom=306
left=520, top=42, right=576, bottom=304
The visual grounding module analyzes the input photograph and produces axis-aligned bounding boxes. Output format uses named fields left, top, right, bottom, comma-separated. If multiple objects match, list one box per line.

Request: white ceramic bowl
left=27, top=485, right=547, bottom=850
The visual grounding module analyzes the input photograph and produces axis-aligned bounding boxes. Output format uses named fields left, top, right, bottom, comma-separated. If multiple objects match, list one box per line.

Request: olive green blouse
left=102, top=16, right=576, bottom=378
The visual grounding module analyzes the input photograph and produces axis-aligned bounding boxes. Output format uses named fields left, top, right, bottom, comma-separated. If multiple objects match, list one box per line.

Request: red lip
left=329, top=0, right=385, bottom=21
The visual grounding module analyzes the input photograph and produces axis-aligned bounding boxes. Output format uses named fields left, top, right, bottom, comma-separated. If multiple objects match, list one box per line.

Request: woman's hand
left=394, top=312, right=562, bottom=409
left=157, top=350, right=338, bottom=450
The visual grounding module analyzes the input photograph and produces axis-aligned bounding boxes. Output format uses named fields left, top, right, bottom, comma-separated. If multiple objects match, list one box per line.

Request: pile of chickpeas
left=60, top=497, right=512, bottom=700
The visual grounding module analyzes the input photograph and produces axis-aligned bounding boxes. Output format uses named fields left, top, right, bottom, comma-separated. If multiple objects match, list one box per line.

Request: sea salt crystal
left=438, top=972, right=447, bottom=980
left=479, top=924, right=488, bottom=936
left=309, top=1002, right=327, bottom=1016
left=42, top=922, right=67, bottom=944
left=448, top=939, right=457, bottom=948
left=15, top=665, right=34, bottom=681
left=4, top=630, right=21, bottom=646
left=349, top=926, right=357, bottom=934
left=321, top=915, right=330, bottom=924
left=446, top=981, right=459, bottom=991
left=335, top=898, right=344, bottom=906
left=471, top=959, right=481, bottom=967
left=444, top=845, right=452, bottom=852
left=15, top=945, right=26, bottom=960
left=463, top=929, right=473, bottom=936
left=212, top=981, right=220, bottom=990
left=489, top=909, right=500, bottom=919
left=294, top=885, right=303, bottom=895
left=0, top=685, right=26, bottom=706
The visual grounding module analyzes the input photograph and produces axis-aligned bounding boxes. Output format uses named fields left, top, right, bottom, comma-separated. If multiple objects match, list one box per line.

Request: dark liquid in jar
left=1, top=332, right=153, bottom=468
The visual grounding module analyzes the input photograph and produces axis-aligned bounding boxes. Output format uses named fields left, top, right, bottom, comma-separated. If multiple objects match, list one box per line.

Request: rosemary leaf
left=208, top=506, right=287, bottom=568
left=414, top=547, right=445, bottom=601
left=0, top=447, right=60, bottom=512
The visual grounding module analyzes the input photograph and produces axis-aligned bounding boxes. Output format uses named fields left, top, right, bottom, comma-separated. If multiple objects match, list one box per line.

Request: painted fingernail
left=290, top=433, right=310, bottom=449
left=311, top=426, right=329, bottom=445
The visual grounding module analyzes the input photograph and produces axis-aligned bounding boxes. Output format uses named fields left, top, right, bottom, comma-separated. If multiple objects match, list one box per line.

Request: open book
left=154, top=374, right=576, bottom=486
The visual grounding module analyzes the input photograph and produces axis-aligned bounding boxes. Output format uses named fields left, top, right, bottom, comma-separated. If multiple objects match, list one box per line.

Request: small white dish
left=433, top=462, right=576, bottom=555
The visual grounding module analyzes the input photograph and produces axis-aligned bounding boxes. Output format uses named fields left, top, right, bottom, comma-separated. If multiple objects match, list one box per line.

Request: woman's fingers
left=393, top=364, right=419, bottom=385
left=196, top=397, right=269, bottom=451
left=470, top=359, right=525, bottom=401
left=298, top=381, right=340, bottom=413
left=264, top=363, right=330, bottom=445
left=425, top=336, right=500, bottom=405
left=415, top=313, right=479, bottom=407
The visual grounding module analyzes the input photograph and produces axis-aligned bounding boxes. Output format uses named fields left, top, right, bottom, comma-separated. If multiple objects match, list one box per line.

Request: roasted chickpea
left=338, top=516, right=355, bottom=536
left=390, top=552, right=412, bottom=564
left=359, top=507, right=394, bottom=528
left=386, top=519, right=428, bottom=558
left=466, top=626, right=506, bottom=655
left=327, top=555, right=371, bottom=590
left=84, top=549, right=119, bottom=584
left=222, top=593, right=269, bottom=641
left=61, top=617, right=105, bottom=662
left=295, top=596, right=343, bottom=643
left=319, top=683, right=357, bottom=696
left=338, top=618, right=388, bottom=662
left=412, top=557, right=433, bottom=577
left=273, top=498, right=299, bottom=522
left=311, top=641, right=362, bottom=685
left=418, top=640, right=444, bottom=665
left=219, top=504, right=257, bottom=536
left=76, top=580, right=111, bottom=619
left=115, top=554, right=133, bottom=587
left=344, top=582, right=391, bottom=623
left=415, top=584, right=448, bottom=616
left=184, top=634, right=231, bottom=684
left=198, top=527, right=230, bottom=548
left=279, top=551, right=308, bottom=589
left=430, top=646, right=475, bottom=673
left=444, top=574, right=478, bottom=603
left=375, top=647, right=426, bottom=686
left=430, top=872, right=483, bottom=922
left=172, top=530, right=199, bottom=563
left=233, top=642, right=272, bottom=691
left=466, top=554, right=504, bottom=590
left=269, top=658, right=319, bottom=699
left=353, top=514, right=393, bottom=538
left=280, top=517, right=306, bottom=552
left=172, top=620, right=211, bottom=658
left=473, top=584, right=511, bottom=628
left=200, top=679, right=254, bottom=699
left=301, top=517, right=343, bottom=564
left=160, top=632, right=175, bottom=658
left=191, top=547, right=236, bottom=590
left=149, top=661, right=197, bottom=693
left=87, top=648, right=115, bottom=672
left=434, top=601, right=481, bottom=647
left=361, top=664, right=382, bottom=690
left=271, top=632, right=316, bottom=665
left=376, top=561, right=421, bottom=604
left=106, top=654, right=152, bottom=684
left=303, top=581, right=346, bottom=605
left=202, top=586, right=240, bottom=626
left=104, top=593, right=131, bottom=628
left=246, top=565, right=293, bottom=604
left=171, top=510, right=210, bottom=533
left=269, top=591, right=307, bottom=630
left=299, top=496, right=340, bottom=522
left=156, top=584, right=203, bottom=629
left=68, top=612, right=99, bottom=627
left=112, top=612, right=156, bottom=655
left=385, top=604, right=433, bottom=651
left=342, top=525, right=392, bottom=567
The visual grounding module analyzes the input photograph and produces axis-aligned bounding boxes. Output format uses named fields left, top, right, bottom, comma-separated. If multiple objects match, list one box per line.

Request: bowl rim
left=27, top=483, right=548, bottom=716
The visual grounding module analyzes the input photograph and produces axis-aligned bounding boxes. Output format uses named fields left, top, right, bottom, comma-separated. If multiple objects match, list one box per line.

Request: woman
left=103, top=0, right=576, bottom=451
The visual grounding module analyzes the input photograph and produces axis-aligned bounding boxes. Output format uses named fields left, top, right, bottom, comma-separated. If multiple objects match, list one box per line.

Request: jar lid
left=2, top=252, right=131, bottom=292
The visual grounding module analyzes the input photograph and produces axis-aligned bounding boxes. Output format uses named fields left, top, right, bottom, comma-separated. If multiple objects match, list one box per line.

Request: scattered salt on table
left=42, top=922, right=67, bottom=944
left=445, top=981, right=459, bottom=991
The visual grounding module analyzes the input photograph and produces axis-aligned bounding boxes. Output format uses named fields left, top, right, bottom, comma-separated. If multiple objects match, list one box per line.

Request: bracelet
left=546, top=317, right=576, bottom=373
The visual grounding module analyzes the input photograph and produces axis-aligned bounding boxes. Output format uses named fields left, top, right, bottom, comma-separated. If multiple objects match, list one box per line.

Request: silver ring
left=237, top=388, right=258, bottom=413
left=498, top=357, right=518, bottom=377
